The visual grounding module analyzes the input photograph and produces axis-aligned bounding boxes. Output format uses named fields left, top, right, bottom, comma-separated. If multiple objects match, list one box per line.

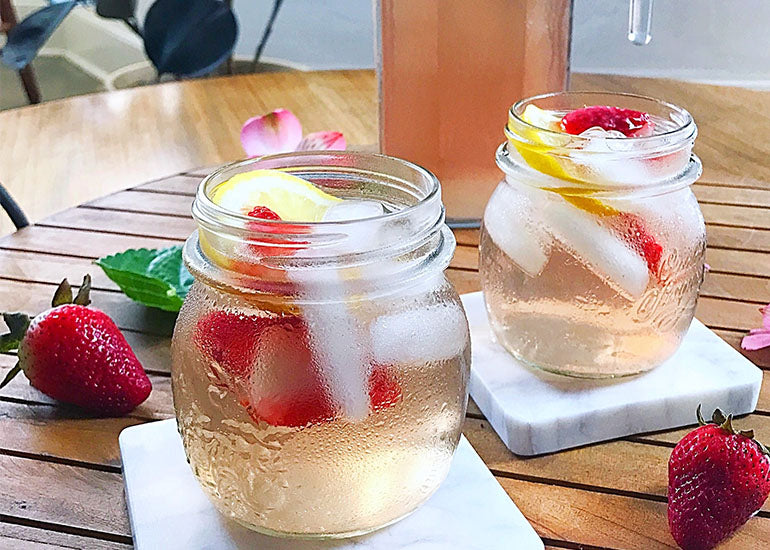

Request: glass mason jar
left=171, top=151, right=471, bottom=538
left=480, top=92, right=706, bottom=378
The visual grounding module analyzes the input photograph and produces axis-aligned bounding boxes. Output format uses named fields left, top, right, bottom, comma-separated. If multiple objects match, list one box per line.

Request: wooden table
left=0, top=71, right=769, bottom=549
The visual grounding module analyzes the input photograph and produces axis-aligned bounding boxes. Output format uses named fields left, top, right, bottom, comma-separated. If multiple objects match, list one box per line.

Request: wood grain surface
left=0, top=71, right=768, bottom=549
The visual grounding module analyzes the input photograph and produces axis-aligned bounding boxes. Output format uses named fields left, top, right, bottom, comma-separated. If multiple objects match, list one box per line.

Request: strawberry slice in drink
left=194, top=310, right=401, bottom=427
left=247, top=205, right=282, bottom=221
left=245, top=205, right=309, bottom=258
left=245, top=316, right=338, bottom=427
left=609, top=212, right=663, bottom=275
left=561, top=105, right=654, bottom=137
left=560, top=195, right=664, bottom=278
left=368, top=363, right=402, bottom=412
left=194, top=310, right=272, bottom=379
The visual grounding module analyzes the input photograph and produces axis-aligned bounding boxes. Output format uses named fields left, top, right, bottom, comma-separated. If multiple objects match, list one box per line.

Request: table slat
left=694, top=183, right=770, bottom=208
left=707, top=225, right=770, bottom=252
left=85, top=191, right=194, bottom=217
left=39, top=208, right=194, bottom=241
left=700, top=202, right=770, bottom=230
left=0, top=226, right=178, bottom=260
left=501, top=476, right=770, bottom=550
left=0, top=280, right=176, bottom=337
left=0, top=523, right=130, bottom=550
left=133, top=175, right=200, bottom=196
left=0, top=454, right=130, bottom=539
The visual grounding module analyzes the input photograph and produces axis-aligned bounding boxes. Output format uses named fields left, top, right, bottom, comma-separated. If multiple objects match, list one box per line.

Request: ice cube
left=483, top=182, right=553, bottom=277
left=300, top=297, right=371, bottom=421
left=579, top=126, right=627, bottom=140
left=542, top=197, right=650, bottom=300
left=613, top=189, right=705, bottom=253
left=370, top=303, right=468, bottom=365
left=315, top=200, right=387, bottom=259
left=322, top=200, right=384, bottom=222
left=566, top=126, right=653, bottom=185
left=290, top=265, right=372, bottom=421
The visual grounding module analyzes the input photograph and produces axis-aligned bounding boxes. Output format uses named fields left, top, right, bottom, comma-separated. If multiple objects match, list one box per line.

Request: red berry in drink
left=561, top=105, right=654, bottom=137
left=195, top=310, right=402, bottom=427
left=247, top=205, right=281, bottom=220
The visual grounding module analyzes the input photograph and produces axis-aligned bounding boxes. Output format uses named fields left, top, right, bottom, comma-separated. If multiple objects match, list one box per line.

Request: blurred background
left=1, top=0, right=769, bottom=111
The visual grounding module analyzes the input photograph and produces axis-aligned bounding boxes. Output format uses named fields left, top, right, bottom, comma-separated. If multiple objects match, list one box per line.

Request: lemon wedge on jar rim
left=210, top=169, right=342, bottom=221
left=509, top=104, right=576, bottom=182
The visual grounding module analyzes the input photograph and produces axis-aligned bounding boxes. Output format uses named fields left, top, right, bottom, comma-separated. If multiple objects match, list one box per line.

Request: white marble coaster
left=462, top=291, right=763, bottom=456
left=119, top=419, right=543, bottom=550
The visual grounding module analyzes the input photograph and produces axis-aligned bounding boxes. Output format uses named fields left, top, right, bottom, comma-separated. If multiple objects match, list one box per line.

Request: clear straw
left=628, top=0, right=654, bottom=45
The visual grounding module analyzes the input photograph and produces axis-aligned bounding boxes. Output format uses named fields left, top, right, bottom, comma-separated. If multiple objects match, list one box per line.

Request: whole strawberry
left=0, top=275, right=151, bottom=415
left=668, top=406, right=770, bottom=550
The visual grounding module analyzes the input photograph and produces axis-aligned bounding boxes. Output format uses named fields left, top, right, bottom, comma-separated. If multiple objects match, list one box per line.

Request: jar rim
left=495, top=142, right=703, bottom=198
left=509, top=90, right=695, bottom=144
left=195, top=151, right=441, bottom=232
left=502, top=91, right=700, bottom=192
left=187, top=151, right=455, bottom=294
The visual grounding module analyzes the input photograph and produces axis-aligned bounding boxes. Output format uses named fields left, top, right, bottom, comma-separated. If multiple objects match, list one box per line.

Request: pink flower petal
left=741, top=329, right=770, bottom=351
left=296, top=131, right=346, bottom=151
left=240, top=109, right=303, bottom=157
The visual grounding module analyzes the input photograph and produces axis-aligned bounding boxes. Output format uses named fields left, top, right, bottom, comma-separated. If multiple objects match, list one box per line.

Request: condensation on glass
left=171, top=151, right=471, bottom=538
left=479, top=92, right=705, bottom=378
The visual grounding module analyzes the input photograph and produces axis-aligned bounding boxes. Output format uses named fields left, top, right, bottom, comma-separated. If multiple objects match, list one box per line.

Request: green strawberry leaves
left=696, top=404, right=770, bottom=456
left=95, top=245, right=193, bottom=312
left=0, top=312, right=30, bottom=353
left=1, top=312, right=29, bottom=389
left=52, top=275, right=92, bottom=308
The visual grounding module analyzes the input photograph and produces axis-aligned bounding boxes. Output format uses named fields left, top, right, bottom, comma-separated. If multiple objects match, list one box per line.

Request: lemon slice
left=516, top=106, right=630, bottom=188
left=210, top=169, right=341, bottom=221
left=521, top=104, right=562, bottom=134
left=509, top=105, right=576, bottom=181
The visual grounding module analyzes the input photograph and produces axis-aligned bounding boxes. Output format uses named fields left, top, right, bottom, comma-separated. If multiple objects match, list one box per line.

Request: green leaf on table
left=95, top=245, right=193, bottom=312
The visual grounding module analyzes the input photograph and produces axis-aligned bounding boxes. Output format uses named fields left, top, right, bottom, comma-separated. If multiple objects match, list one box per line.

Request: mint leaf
left=95, top=246, right=192, bottom=312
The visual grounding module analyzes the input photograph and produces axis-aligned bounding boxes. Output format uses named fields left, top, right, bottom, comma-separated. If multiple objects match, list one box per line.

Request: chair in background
left=0, top=182, right=29, bottom=229
left=0, top=0, right=41, bottom=104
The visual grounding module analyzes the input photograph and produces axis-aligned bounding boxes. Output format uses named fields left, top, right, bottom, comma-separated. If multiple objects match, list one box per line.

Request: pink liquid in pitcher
left=377, top=0, right=572, bottom=220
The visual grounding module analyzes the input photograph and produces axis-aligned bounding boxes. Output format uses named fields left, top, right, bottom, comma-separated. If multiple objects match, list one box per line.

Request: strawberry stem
left=73, top=275, right=92, bottom=306
left=696, top=404, right=770, bottom=456
left=0, top=362, right=22, bottom=389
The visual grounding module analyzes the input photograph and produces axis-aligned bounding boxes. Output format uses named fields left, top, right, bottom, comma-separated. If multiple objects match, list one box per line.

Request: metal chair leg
left=1, top=0, right=42, bottom=104
left=0, top=183, right=29, bottom=229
